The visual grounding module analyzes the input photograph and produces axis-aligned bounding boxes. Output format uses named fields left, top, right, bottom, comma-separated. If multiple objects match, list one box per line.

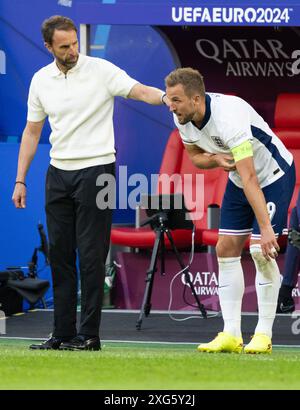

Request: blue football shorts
left=219, top=162, right=296, bottom=240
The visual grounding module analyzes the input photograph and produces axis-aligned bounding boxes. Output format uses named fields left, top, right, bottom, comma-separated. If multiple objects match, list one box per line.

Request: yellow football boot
left=244, top=333, right=272, bottom=354
left=197, top=332, right=243, bottom=353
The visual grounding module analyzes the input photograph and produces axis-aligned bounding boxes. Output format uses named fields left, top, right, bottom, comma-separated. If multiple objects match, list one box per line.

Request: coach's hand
left=12, top=182, right=26, bottom=208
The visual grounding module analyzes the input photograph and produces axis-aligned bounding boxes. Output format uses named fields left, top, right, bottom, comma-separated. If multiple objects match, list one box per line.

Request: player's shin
left=250, top=244, right=281, bottom=338
left=218, top=257, right=245, bottom=338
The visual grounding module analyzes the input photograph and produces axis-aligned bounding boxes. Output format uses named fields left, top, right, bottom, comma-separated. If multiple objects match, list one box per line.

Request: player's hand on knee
left=260, top=227, right=280, bottom=260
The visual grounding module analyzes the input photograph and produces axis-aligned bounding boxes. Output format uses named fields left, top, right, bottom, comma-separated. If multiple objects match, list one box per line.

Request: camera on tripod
left=136, top=193, right=207, bottom=330
left=0, top=223, right=50, bottom=315
left=141, top=193, right=193, bottom=230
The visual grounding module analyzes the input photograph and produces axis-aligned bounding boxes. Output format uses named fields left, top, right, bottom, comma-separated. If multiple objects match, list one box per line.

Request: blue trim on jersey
left=181, top=138, right=193, bottom=144
left=198, top=94, right=211, bottom=130
left=251, top=125, right=290, bottom=172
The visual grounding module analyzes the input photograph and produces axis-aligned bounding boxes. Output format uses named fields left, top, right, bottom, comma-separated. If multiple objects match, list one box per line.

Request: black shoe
left=29, top=336, right=71, bottom=350
left=59, top=335, right=101, bottom=351
left=277, top=297, right=295, bottom=313
left=276, top=284, right=295, bottom=314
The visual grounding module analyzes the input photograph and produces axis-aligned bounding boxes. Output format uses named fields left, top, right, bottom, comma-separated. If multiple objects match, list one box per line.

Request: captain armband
left=231, top=140, right=253, bottom=163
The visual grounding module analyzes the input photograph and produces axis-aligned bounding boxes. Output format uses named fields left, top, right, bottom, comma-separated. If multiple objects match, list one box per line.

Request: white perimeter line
left=0, top=336, right=299, bottom=349
left=11, top=309, right=298, bottom=318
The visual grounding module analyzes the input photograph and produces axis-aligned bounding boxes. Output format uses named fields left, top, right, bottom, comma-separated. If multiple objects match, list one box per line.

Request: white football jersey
left=174, top=93, right=293, bottom=188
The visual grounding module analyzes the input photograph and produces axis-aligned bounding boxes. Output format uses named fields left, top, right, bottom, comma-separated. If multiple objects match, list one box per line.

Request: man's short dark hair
left=165, top=68, right=205, bottom=98
left=42, top=15, right=77, bottom=45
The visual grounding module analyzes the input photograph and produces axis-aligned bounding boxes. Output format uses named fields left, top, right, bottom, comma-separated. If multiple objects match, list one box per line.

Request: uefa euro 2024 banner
left=75, top=0, right=300, bottom=26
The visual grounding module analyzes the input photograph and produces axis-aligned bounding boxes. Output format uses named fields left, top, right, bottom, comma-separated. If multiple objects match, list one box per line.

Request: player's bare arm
left=185, top=143, right=236, bottom=171
left=235, top=156, right=279, bottom=260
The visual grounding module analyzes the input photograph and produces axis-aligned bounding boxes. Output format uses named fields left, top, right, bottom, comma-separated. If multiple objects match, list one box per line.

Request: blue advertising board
left=76, top=0, right=300, bottom=26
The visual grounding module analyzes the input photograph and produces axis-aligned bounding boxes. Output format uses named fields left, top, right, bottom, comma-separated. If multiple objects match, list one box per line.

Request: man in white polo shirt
left=165, top=67, right=295, bottom=354
left=12, top=15, right=167, bottom=351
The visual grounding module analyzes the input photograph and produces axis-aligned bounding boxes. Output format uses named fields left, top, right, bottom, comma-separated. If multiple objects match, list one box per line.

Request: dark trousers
left=45, top=163, right=115, bottom=338
left=282, top=191, right=300, bottom=288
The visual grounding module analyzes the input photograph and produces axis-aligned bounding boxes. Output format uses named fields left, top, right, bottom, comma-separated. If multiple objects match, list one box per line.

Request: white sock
left=218, top=257, right=245, bottom=338
left=250, top=244, right=281, bottom=338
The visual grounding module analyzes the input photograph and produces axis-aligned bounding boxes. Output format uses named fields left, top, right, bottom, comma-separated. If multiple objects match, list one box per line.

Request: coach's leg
left=45, top=166, right=78, bottom=339
left=76, top=163, right=115, bottom=338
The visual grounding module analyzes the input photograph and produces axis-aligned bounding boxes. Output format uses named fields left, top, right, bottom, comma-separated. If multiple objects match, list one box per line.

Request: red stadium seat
left=280, top=136, right=300, bottom=218
left=273, top=93, right=300, bottom=224
left=273, top=93, right=300, bottom=139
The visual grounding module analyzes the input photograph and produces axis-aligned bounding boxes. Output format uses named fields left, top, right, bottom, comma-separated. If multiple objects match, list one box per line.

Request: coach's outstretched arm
left=12, top=119, right=45, bottom=209
left=128, top=83, right=168, bottom=105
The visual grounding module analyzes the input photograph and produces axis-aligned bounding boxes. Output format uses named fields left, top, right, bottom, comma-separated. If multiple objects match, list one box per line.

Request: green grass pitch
left=0, top=339, right=300, bottom=390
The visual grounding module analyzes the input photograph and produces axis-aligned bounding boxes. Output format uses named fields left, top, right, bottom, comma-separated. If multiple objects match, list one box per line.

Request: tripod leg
left=165, top=229, right=207, bottom=319
left=136, top=229, right=162, bottom=330
left=164, top=228, right=186, bottom=271
left=160, top=231, right=165, bottom=275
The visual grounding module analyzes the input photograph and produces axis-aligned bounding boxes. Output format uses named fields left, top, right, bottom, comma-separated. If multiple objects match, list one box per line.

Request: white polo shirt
left=27, top=54, right=138, bottom=170
left=175, top=93, right=293, bottom=188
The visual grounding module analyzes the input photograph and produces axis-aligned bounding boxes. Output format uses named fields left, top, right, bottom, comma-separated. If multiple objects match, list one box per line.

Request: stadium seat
left=110, top=129, right=228, bottom=249
left=273, top=93, right=300, bottom=139
left=273, top=92, right=300, bottom=224
left=280, top=135, right=300, bottom=219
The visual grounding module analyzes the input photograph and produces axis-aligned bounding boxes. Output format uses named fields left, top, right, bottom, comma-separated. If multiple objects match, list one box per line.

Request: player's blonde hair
left=165, top=68, right=205, bottom=98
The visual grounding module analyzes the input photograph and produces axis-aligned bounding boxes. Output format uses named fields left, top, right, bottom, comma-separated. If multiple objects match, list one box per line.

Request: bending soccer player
left=164, top=68, right=295, bottom=354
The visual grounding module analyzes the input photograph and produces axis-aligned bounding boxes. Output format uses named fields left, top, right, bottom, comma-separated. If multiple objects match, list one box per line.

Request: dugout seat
left=273, top=92, right=300, bottom=224
left=110, top=129, right=228, bottom=250
left=273, top=93, right=300, bottom=139
left=279, top=135, right=300, bottom=220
